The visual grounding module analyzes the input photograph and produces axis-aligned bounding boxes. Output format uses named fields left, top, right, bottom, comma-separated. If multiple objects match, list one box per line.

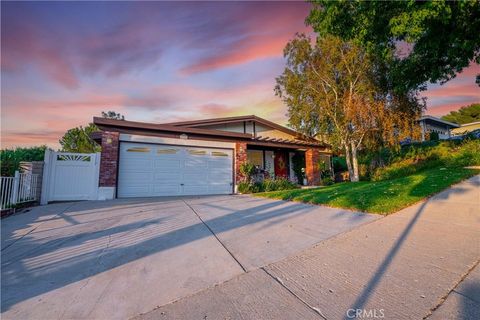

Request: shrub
left=321, top=176, right=335, bottom=186
left=237, top=181, right=250, bottom=193
left=239, top=162, right=256, bottom=181
left=332, top=156, right=348, bottom=172
left=238, top=178, right=298, bottom=193
left=271, top=178, right=298, bottom=191
left=1, top=146, right=47, bottom=176
left=429, top=131, right=439, bottom=141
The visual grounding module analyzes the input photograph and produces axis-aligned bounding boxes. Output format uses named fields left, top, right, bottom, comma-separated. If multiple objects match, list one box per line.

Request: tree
left=101, top=110, right=125, bottom=120
left=275, top=35, right=422, bottom=182
left=59, top=110, right=125, bottom=153
left=307, top=1, right=480, bottom=92
left=441, top=103, right=480, bottom=124
left=59, top=123, right=101, bottom=153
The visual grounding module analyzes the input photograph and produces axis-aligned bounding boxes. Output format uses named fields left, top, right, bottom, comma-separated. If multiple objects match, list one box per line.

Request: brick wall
left=305, top=148, right=320, bottom=186
left=235, top=142, right=248, bottom=185
left=99, top=131, right=120, bottom=187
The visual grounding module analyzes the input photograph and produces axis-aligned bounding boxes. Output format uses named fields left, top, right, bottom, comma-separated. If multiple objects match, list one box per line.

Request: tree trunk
left=344, top=143, right=354, bottom=181
left=350, top=142, right=360, bottom=182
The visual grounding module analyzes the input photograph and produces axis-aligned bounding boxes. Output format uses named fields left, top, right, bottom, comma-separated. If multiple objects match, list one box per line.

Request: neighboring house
left=418, top=115, right=460, bottom=141
left=451, top=121, right=480, bottom=136
left=92, top=115, right=331, bottom=199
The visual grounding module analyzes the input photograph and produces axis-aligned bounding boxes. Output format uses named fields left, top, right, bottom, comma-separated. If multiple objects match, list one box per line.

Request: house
left=92, top=115, right=331, bottom=199
left=418, top=115, right=459, bottom=141
left=451, top=121, right=480, bottom=136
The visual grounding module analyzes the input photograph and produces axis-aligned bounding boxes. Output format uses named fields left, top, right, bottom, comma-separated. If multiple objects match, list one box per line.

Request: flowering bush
left=237, top=178, right=299, bottom=194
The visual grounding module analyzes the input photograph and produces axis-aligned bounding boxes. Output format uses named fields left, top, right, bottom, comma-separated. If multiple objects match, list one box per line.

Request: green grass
left=256, top=167, right=479, bottom=215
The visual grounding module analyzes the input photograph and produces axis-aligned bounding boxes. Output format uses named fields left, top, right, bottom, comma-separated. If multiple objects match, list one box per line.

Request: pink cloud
left=1, top=18, right=78, bottom=88
left=424, top=63, right=479, bottom=116
left=180, top=3, right=311, bottom=74
left=180, top=35, right=292, bottom=75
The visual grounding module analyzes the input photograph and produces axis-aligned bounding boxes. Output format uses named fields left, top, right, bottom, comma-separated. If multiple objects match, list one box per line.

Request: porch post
left=235, top=142, right=248, bottom=191
left=305, top=148, right=320, bottom=186
left=98, top=131, right=119, bottom=200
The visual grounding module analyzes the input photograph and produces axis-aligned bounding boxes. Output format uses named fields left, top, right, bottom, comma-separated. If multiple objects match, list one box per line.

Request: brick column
left=235, top=142, right=248, bottom=186
left=305, top=148, right=320, bottom=186
left=99, top=131, right=120, bottom=188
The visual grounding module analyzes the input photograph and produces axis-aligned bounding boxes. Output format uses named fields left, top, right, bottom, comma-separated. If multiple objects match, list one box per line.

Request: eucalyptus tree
left=276, top=35, right=422, bottom=181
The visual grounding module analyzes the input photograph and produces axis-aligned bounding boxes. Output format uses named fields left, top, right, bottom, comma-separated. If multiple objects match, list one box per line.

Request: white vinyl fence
left=0, top=171, right=39, bottom=210
left=41, top=151, right=100, bottom=204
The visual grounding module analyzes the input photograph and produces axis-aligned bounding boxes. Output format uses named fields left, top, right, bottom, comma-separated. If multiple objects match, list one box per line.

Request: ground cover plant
left=257, top=139, right=480, bottom=214
left=258, top=167, right=478, bottom=214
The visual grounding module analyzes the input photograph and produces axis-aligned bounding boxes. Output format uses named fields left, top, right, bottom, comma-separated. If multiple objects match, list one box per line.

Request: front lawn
left=256, top=167, right=479, bottom=214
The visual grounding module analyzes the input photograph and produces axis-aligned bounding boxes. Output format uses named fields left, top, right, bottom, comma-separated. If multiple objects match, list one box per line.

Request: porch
left=236, top=143, right=331, bottom=186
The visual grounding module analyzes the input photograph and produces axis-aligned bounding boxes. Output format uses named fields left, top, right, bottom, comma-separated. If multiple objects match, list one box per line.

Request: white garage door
left=118, top=142, right=233, bottom=197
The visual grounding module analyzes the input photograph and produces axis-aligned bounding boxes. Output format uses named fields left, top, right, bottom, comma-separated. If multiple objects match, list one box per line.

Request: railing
left=1, top=171, right=39, bottom=210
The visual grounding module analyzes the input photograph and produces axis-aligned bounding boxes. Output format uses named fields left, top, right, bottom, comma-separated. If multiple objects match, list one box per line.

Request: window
left=319, top=154, right=331, bottom=170
left=188, top=149, right=207, bottom=156
left=247, top=150, right=264, bottom=168
left=212, top=151, right=229, bottom=157
left=157, top=148, right=178, bottom=154
left=126, top=147, right=150, bottom=153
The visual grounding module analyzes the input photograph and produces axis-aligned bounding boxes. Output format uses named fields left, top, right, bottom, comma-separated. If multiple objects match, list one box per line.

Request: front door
left=274, top=151, right=288, bottom=178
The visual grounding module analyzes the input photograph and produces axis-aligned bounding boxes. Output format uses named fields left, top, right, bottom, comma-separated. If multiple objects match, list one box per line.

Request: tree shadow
left=1, top=196, right=313, bottom=312
left=343, top=175, right=473, bottom=319
left=459, top=280, right=480, bottom=320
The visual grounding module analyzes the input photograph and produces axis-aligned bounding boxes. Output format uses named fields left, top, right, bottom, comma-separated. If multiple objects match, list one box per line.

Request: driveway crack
left=182, top=199, right=247, bottom=273
left=424, top=259, right=480, bottom=319
left=261, top=267, right=327, bottom=319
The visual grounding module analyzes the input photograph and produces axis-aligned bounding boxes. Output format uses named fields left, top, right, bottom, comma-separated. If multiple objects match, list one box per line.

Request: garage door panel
left=153, top=172, right=183, bottom=182
left=208, top=158, right=231, bottom=165
left=118, top=142, right=233, bottom=197
left=154, top=159, right=181, bottom=171
left=183, top=186, right=210, bottom=195
left=153, top=185, right=182, bottom=195
left=209, top=174, right=231, bottom=182
left=120, top=159, right=153, bottom=171
left=183, top=173, right=209, bottom=183
left=185, top=158, right=208, bottom=169
left=209, top=184, right=232, bottom=194
left=119, top=172, right=153, bottom=183
left=119, top=185, right=151, bottom=197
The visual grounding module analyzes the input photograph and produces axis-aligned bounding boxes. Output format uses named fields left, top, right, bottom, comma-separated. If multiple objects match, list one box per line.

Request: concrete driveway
left=1, top=195, right=378, bottom=319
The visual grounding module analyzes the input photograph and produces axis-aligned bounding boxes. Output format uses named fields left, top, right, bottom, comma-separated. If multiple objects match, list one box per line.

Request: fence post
left=10, top=171, right=20, bottom=205
left=40, top=149, right=53, bottom=205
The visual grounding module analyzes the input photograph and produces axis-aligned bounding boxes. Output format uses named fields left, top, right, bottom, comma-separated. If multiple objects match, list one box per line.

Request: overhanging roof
left=93, top=117, right=253, bottom=139
left=162, top=115, right=315, bottom=141
left=93, top=116, right=329, bottom=149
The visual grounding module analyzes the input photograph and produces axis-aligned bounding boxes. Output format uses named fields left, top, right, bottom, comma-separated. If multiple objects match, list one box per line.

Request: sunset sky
left=1, top=1, right=479, bottom=149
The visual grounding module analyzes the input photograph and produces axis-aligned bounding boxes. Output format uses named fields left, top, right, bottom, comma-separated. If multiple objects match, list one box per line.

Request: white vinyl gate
left=41, top=151, right=100, bottom=204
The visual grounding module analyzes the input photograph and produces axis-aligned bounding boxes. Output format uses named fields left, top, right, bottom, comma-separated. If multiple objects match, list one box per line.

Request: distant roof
left=459, top=121, right=480, bottom=127
left=418, top=115, right=460, bottom=128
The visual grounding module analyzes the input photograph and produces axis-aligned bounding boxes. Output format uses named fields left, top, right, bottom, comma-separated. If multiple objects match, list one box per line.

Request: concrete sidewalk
left=428, top=262, right=480, bottom=320
left=138, top=175, right=480, bottom=320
